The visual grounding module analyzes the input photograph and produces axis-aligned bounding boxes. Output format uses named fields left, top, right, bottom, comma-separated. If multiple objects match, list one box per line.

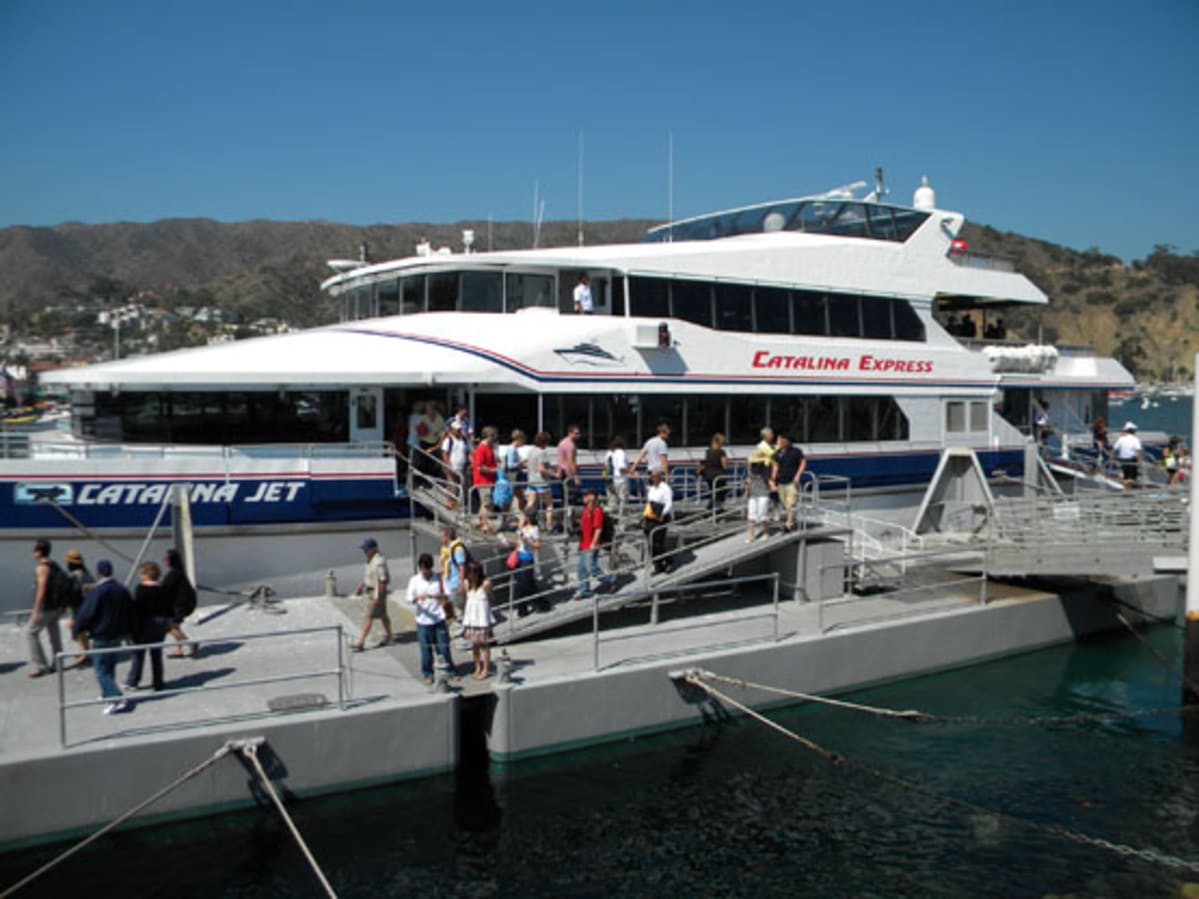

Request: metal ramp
left=488, top=521, right=844, bottom=644
left=912, top=448, right=1189, bottom=579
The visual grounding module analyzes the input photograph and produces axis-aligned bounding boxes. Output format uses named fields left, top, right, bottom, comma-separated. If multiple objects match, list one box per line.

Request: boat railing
left=17, top=438, right=396, bottom=463
left=55, top=624, right=348, bottom=748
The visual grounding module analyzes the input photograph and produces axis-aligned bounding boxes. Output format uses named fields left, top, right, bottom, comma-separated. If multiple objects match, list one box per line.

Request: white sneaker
left=103, top=699, right=130, bottom=715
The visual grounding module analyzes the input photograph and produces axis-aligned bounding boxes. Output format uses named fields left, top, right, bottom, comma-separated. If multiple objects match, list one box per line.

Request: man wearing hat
left=574, top=486, right=612, bottom=600
left=73, top=559, right=133, bottom=714
left=349, top=538, right=392, bottom=651
left=1112, top=422, right=1143, bottom=487
left=440, top=418, right=470, bottom=508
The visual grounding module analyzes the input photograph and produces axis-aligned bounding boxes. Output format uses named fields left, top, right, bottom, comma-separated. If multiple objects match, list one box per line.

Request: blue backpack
left=492, top=465, right=513, bottom=509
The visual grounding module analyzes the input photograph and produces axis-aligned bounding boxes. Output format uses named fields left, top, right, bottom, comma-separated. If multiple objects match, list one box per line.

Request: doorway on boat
left=350, top=386, right=384, bottom=444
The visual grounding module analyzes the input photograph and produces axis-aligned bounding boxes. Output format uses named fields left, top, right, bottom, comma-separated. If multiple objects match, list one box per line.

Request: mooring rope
left=2, top=739, right=338, bottom=898
left=691, top=668, right=1199, bottom=728
left=240, top=741, right=338, bottom=898
left=679, top=672, right=1199, bottom=875
left=1110, top=606, right=1199, bottom=698
left=1, top=742, right=237, bottom=897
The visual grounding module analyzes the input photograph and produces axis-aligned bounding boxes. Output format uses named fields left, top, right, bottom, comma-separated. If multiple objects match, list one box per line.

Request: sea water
left=2, top=624, right=1196, bottom=897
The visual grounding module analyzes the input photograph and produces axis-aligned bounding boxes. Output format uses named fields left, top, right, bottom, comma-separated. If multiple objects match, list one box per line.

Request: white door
left=349, top=387, right=384, bottom=444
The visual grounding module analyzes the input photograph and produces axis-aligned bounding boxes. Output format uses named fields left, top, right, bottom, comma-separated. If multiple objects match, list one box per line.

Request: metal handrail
left=56, top=624, right=346, bottom=747
left=590, top=571, right=782, bottom=670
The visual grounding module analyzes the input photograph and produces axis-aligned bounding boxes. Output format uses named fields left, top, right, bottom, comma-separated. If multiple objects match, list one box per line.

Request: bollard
left=433, top=652, right=452, bottom=693
left=497, top=649, right=512, bottom=684
left=325, top=569, right=338, bottom=598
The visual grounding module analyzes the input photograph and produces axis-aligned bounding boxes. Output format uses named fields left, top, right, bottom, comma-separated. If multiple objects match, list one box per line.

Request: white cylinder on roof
left=913, top=175, right=936, bottom=211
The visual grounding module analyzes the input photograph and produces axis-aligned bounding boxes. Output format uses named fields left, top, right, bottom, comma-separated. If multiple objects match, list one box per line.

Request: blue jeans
left=417, top=621, right=453, bottom=679
left=576, top=548, right=605, bottom=596
left=91, top=637, right=124, bottom=700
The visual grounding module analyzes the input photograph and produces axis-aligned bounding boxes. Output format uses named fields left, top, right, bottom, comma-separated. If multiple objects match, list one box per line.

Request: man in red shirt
left=574, top=486, right=612, bottom=599
left=472, top=426, right=499, bottom=533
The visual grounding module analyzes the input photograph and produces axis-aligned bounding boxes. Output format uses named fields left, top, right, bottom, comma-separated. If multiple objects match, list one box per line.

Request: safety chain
left=692, top=669, right=1199, bottom=729
left=1109, top=607, right=1199, bottom=698
left=681, top=673, right=1199, bottom=875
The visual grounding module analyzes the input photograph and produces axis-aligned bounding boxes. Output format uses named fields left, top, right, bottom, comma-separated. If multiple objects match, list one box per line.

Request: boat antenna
left=668, top=131, right=674, bottom=243
left=532, top=181, right=539, bottom=248
left=577, top=130, right=584, bottom=247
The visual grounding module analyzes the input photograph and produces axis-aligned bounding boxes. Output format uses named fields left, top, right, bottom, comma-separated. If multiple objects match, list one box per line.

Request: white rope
left=693, top=669, right=929, bottom=720
left=239, top=742, right=338, bottom=899
left=1, top=742, right=236, bottom=898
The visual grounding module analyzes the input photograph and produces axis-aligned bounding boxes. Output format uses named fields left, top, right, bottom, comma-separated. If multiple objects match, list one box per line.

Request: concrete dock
left=0, top=557, right=1182, bottom=853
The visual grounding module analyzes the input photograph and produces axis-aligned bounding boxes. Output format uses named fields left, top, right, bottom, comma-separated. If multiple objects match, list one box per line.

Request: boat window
left=729, top=395, right=770, bottom=445
left=672, top=281, right=712, bottom=327
left=715, top=284, right=753, bottom=332
left=505, top=273, right=556, bottom=312
left=639, top=395, right=684, bottom=446
left=945, top=401, right=967, bottom=433
left=401, top=276, right=425, bottom=314
left=892, top=209, right=929, bottom=241
left=970, top=401, right=989, bottom=432
left=866, top=205, right=898, bottom=241
left=377, top=280, right=400, bottom=317
left=475, top=393, right=539, bottom=444
left=460, top=272, right=503, bottom=313
left=353, top=286, right=373, bottom=321
left=629, top=277, right=670, bottom=318
left=428, top=273, right=457, bottom=312
left=893, top=302, right=924, bottom=341
left=846, top=397, right=877, bottom=441
left=754, top=287, right=790, bottom=334
left=594, top=394, right=639, bottom=450
left=545, top=394, right=593, bottom=448
left=827, top=296, right=861, bottom=338
left=879, top=397, right=908, bottom=440
left=824, top=203, right=871, bottom=238
left=861, top=296, right=892, bottom=340
left=685, top=396, right=726, bottom=447
left=791, top=291, right=827, bottom=336
left=807, top=396, right=842, bottom=442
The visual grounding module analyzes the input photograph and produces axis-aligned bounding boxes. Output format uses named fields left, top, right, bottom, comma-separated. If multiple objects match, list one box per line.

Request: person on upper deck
left=573, top=273, right=593, bottom=314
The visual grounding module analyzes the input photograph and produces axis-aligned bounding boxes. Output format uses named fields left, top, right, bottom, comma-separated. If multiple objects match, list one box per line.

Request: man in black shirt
left=770, top=434, right=807, bottom=533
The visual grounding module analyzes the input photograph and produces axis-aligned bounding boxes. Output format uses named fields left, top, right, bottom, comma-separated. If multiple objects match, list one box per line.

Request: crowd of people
left=24, top=540, right=198, bottom=714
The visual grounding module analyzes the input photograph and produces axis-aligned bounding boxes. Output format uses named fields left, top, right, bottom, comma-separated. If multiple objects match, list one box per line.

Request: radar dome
left=913, top=176, right=936, bottom=211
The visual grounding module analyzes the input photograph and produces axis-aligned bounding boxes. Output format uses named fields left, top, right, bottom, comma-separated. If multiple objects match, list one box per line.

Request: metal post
left=650, top=591, right=659, bottom=626
left=592, top=593, right=600, bottom=670
left=337, top=625, right=345, bottom=709
left=1184, top=361, right=1199, bottom=707
left=58, top=652, right=67, bottom=748
left=771, top=572, right=780, bottom=641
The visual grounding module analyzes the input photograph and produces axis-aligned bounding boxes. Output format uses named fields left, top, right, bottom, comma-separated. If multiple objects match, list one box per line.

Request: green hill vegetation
left=1, top=217, right=1196, bottom=381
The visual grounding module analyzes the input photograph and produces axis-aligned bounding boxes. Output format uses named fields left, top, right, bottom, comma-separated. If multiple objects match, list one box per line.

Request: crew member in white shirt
left=1112, top=421, right=1143, bottom=488
left=572, top=273, right=593, bottom=314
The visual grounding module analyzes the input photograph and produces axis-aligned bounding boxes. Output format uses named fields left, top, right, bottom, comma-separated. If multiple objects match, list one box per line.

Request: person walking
left=604, top=437, right=630, bottom=516
left=555, top=424, right=581, bottom=533
left=746, top=435, right=775, bottom=542
left=701, top=433, right=729, bottom=511
left=505, top=510, right=542, bottom=617
left=524, top=431, right=554, bottom=532
left=643, top=469, right=674, bottom=573
left=1112, top=421, right=1143, bottom=488
left=770, top=433, right=807, bottom=532
left=461, top=560, right=495, bottom=680
left=26, top=539, right=66, bottom=678
left=406, top=553, right=456, bottom=685
left=632, top=422, right=670, bottom=479
left=72, top=559, right=133, bottom=715
left=349, top=538, right=393, bottom=651
left=472, top=426, right=499, bottom=533
left=574, top=487, right=611, bottom=600
left=63, top=548, right=93, bottom=667
left=126, top=561, right=170, bottom=693
left=161, top=548, right=199, bottom=658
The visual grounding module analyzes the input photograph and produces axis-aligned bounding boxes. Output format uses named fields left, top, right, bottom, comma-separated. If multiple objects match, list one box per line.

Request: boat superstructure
left=0, top=174, right=1132, bottom=606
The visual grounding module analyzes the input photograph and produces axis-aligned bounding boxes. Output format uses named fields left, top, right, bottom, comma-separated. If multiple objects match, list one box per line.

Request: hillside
left=1, top=217, right=1196, bottom=380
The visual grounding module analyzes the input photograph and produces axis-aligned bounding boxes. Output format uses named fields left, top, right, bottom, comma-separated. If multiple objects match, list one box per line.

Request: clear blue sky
left=1, top=0, right=1195, bottom=261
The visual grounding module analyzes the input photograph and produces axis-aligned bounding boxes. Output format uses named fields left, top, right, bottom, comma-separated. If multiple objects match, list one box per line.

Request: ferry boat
left=0, top=174, right=1133, bottom=607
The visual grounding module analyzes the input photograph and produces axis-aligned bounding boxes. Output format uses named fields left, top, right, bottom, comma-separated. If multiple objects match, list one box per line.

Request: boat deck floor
left=0, top=563, right=1051, bottom=758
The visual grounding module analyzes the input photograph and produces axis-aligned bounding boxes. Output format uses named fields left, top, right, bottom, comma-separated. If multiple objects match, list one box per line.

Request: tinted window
left=377, top=279, right=400, bottom=316
left=893, top=301, right=925, bottom=341
left=827, top=296, right=861, bottom=337
left=715, top=283, right=752, bottom=332
left=630, top=277, right=670, bottom=318
left=861, top=296, right=892, bottom=340
left=428, top=273, right=457, bottom=312
left=729, top=396, right=769, bottom=445
left=807, top=396, right=841, bottom=442
left=401, top=276, right=425, bottom=314
left=792, top=291, right=826, bottom=335
left=460, top=272, right=502, bottom=313
left=754, top=287, right=790, bottom=334
left=505, top=273, right=555, bottom=311
left=686, top=396, right=725, bottom=446
left=673, top=280, right=712, bottom=327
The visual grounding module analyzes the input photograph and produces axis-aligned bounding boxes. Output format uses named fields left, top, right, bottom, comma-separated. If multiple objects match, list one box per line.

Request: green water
left=3, top=624, right=1197, bottom=897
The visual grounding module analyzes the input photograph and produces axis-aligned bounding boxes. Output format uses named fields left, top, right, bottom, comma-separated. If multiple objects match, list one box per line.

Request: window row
left=643, top=201, right=929, bottom=244
left=628, top=277, right=925, bottom=341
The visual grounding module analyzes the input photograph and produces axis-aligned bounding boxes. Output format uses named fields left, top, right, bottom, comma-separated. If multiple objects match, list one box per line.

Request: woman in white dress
left=461, top=560, right=495, bottom=679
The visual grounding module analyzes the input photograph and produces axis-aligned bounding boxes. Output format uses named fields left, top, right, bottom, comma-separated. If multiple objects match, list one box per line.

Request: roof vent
left=913, top=176, right=936, bottom=211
